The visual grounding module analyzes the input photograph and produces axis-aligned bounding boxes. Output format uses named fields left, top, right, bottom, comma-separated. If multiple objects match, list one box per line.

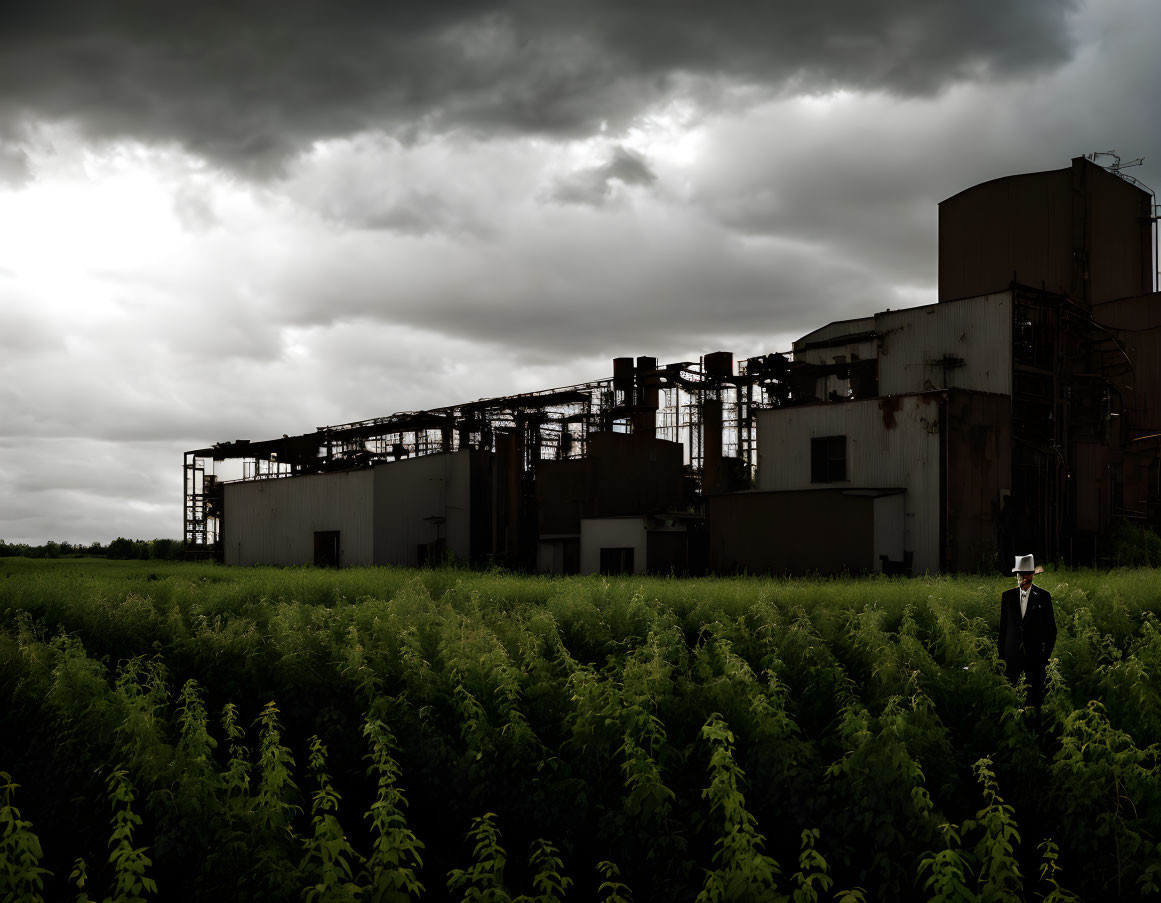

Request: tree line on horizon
left=0, top=537, right=185, bottom=560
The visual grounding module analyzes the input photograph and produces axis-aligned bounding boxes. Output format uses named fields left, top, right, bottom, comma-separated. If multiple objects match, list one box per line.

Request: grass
left=1, top=558, right=1160, bottom=901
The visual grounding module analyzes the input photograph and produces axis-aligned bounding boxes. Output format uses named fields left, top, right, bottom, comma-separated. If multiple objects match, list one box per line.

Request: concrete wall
left=372, top=451, right=473, bottom=567
left=223, top=469, right=374, bottom=566
left=580, top=517, right=647, bottom=575
left=757, top=394, right=943, bottom=572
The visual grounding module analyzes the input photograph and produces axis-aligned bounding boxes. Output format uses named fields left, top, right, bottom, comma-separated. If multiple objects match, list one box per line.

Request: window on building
left=811, top=435, right=847, bottom=483
left=599, top=547, right=635, bottom=575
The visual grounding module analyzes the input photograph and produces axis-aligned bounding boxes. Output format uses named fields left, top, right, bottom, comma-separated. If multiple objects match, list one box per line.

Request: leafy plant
left=300, top=735, right=361, bottom=903
left=249, top=701, right=303, bottom=896
left=360, top=717, right=425, bottom=902
left=962, top=757, right=1021, bottom=902
left=446, top=812, right=511, bottom=903
left=1037, top=838, right=1081, bottom=903
left=788, top=828, right=832, bottom=903
left=0, top=771, right=51, bottom=903
left=595, top=860, right=632, bottom=903
left=916, top=822, right=974, bottom=902
left=103, top=768, right=157, bottom=903
left=519, top=838, right=572, bottom=903
left=696, top=713, right=781, bottom=902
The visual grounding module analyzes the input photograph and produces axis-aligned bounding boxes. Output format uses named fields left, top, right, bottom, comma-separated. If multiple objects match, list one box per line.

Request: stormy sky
left=1, top=0, right=1159, bottom=545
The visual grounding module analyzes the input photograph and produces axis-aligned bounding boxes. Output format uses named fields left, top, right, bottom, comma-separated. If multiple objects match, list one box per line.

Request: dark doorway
left=599, top=547, right=634, bottom=575
left=314, top=531, right=340, bottom=567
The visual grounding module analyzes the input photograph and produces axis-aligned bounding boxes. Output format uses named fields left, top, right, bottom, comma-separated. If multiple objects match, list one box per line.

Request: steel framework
left=184, top=351, right=794, bottom=556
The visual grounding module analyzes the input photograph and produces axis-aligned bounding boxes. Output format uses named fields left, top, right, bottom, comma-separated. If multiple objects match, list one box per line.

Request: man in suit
left=999, top=554, right=1057, bottom=708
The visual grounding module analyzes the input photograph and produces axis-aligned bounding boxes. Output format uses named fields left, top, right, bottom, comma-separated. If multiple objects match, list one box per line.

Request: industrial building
left=186, top=352, right=780, bottom=571
left=185, top=155, right=1161, bottom=575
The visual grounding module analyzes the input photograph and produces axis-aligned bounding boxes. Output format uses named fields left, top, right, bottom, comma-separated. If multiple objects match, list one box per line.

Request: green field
left=1, top=559, right=1159, bottom=902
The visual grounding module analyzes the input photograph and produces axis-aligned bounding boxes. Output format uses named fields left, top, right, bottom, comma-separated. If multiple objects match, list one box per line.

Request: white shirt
left=1019, top=587, right=1030, bottom=619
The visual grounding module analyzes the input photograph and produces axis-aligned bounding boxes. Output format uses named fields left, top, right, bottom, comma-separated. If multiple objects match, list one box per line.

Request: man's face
left=1017, top=571, right=1034, bottom=591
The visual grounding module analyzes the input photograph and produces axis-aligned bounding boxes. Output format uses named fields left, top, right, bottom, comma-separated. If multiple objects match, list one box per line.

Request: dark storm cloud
left=267, top=204, right=879, bottom=361
left=0, top=0, right=1080, bottom=176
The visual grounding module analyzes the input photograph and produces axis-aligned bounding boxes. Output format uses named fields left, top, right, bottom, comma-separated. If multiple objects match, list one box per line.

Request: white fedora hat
left=1012, top=554, right=1044, bottom=574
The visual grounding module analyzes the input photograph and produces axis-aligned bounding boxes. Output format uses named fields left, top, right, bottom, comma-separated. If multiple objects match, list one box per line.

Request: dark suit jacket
left=999, top=583, right=1057, bottom=668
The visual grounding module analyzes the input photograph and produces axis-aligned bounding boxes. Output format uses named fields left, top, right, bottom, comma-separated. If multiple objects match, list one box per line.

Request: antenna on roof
left=1085, top=150, right=1145, bottom=178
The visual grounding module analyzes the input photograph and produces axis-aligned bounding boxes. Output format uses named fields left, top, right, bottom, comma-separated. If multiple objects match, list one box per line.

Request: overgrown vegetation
left=1, top=559, right=1159, bottom=900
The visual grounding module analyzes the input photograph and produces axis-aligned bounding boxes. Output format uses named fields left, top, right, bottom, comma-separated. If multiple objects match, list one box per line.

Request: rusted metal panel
left=939, top=157, right=1152, bottom=305
left=945, top=392, right=1011, bottom=571
left=1072, top=442, right=1110, bottom=532
left=1083, top=163, right=1156, bottom=304
left=939, top=166, right=1072, bottom=302
left=223, top=468, right=374, bottom=566
left=1090, top=292, right=1161, bottom=431
left=538, top=432, right=686, bottom=537
left=706, top=490, right=877, bottom=575
left=536, top=457, right=588, bottom=535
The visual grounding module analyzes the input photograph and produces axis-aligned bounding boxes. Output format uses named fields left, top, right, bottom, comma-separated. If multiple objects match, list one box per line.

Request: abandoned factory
left=184, top=156, right=1161, bottom=575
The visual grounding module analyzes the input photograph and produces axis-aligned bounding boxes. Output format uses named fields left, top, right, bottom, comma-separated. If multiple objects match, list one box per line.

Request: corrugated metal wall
left=938, top=158, right=1152, bottom=306
left=1085, top=169, right=1155, bottom=303
left=1091, top=293, right=1161, bottom=429
left=372, top=451, right=473, bottom=567
left=873, top=493, right=905, bottom=565
left=793, top=316, right=877, bottom=365
left=756, top=395, right=943, bottom=572
left=945, top=392, right=1010, bottom=570
left=223, top=469, right=374, bottom=566
left=1071, top=442, right=1110, bottom=533
left=939, top=167, right=1073, bottom=303
left=877, top=293, right=1012, bottom=397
